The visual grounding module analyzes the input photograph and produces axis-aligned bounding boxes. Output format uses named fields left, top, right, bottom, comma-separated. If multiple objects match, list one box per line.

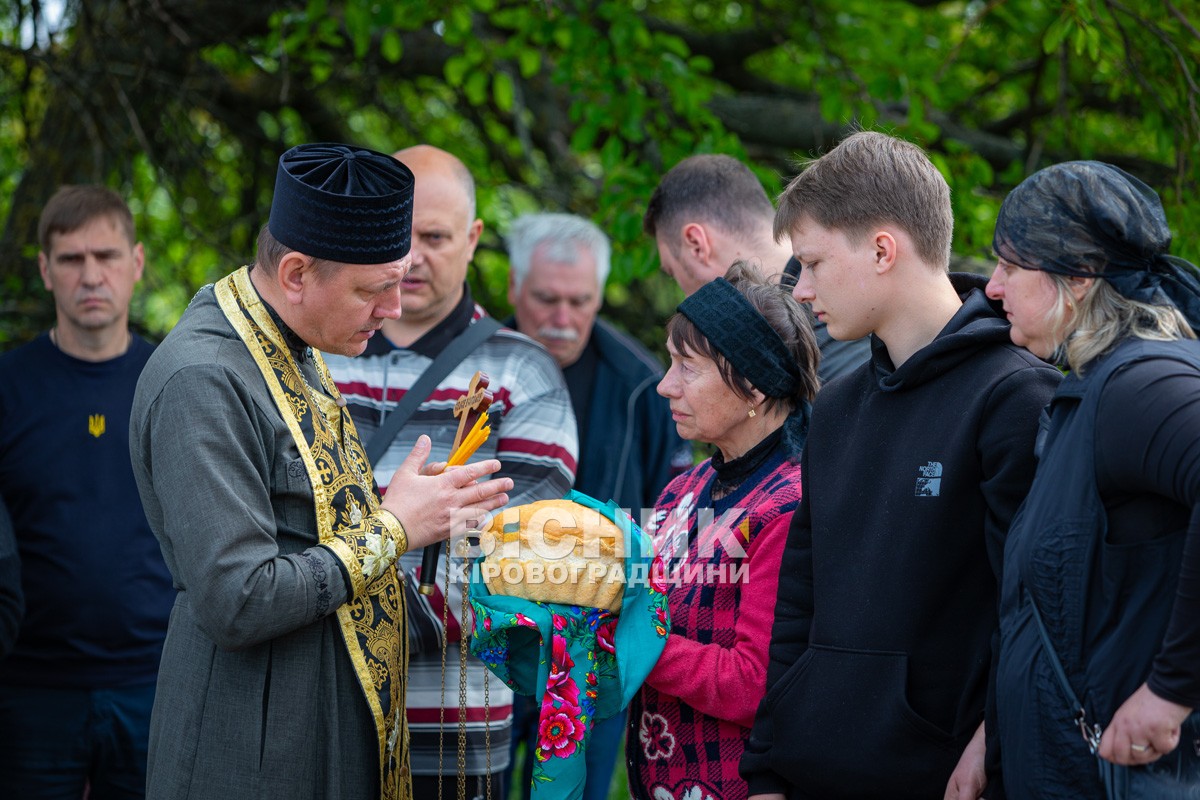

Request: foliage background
left=1, top=0, right=1197, bottom=355
left=2, top=2, right=1197, bottom=795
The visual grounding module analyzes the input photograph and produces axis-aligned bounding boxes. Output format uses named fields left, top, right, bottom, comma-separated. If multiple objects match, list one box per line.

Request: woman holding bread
left=628, top=262, right=819, bottom=800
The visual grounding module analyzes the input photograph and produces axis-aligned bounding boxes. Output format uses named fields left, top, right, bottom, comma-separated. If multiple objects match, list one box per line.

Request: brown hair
left=38, top=185, right=136, bottom=253
left=774, top=131, right=952, bottom=269
left=644, top=154, right=776, bottom=251
left=666, top=261, right=820, bottom=416
left=254, top=225, right=340, bottom=278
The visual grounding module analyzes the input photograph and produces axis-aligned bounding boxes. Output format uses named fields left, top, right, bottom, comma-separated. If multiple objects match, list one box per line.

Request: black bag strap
left=1027, top=590, right=1105, bottom=755
left=365, top=317, right=502, bottom=465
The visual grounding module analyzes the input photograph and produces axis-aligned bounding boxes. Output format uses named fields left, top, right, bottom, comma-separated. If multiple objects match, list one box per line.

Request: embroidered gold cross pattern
left=88, top=414, right=106, bottom=438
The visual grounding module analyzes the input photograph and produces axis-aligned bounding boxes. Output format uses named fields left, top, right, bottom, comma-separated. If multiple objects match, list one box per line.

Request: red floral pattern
left=546, top=633, right=580, bottom=708
left=596, top=619, right=617, bottom=655
left=537, top=708, right=587, bottom=760
left=650, top=553, right=669, bottom=594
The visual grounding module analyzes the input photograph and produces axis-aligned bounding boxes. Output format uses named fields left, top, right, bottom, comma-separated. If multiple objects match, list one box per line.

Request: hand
left=1098, top=682, right=1192, bottom=766
left=380, top=435, right=512, bottom=551
left=747, top=794, right=786, bottom=800
left=944, top=721, right=987, bottom=799
left=420, top=459, right=447, bottom=477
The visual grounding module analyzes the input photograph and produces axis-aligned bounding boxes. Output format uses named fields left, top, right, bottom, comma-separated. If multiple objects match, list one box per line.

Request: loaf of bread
left=479, top=499, right=626, bottom=612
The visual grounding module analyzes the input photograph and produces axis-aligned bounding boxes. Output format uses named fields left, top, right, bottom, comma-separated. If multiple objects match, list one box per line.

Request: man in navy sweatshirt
left=0, top=186, right=174, bottom=798
left=740, top=132, right=1061, bottom=800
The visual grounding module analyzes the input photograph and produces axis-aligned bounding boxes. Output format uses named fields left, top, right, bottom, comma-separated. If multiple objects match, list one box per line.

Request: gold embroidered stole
left=215, top=267, right=409, bottom=799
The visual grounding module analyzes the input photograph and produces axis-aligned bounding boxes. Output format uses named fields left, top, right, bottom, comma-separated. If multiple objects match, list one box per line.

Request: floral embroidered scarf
left=469, top=491, right=669, bottom=799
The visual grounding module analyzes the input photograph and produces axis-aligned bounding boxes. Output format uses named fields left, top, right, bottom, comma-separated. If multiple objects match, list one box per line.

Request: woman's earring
left=748, top=407, right=757, bottom=418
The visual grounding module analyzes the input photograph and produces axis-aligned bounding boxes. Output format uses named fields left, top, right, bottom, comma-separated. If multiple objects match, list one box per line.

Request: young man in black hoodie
left=741, top=131, right=1061, bottom=800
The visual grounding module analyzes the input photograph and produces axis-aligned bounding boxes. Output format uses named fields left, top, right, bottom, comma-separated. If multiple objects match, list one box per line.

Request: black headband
left=677, top=278, right=811, bottom=462
left=677, top=278, right=803, bottom=398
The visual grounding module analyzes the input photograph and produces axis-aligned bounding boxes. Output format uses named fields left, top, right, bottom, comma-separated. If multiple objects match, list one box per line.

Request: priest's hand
left=381, top=435, right=511, bottom=551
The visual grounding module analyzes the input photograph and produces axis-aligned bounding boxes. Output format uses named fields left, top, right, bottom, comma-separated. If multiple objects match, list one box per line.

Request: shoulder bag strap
left=365, top=317, right=503, bottom=465
left=1027, top=589, right=1105, bottom=755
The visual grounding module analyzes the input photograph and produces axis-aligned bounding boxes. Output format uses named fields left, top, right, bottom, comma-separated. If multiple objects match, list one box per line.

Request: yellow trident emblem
left=88, top=414, right=106, bottom=438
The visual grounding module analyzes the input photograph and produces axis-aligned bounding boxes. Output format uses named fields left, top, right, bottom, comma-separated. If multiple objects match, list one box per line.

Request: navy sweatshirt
left=0, top=333, right=174, bottom=688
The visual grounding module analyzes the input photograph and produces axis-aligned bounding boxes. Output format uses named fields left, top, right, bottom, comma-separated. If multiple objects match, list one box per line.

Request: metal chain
left=458, top=553, right=469, bottom=800
left=460, top=539, right=493, bottom=800
left=440, top=526, right=492, bottom=800
left=483, top=662, right=492, bottom=800
left=437, top=537, right=451, bottom=800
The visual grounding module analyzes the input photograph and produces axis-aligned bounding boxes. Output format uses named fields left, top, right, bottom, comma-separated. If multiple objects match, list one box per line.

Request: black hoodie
left=742, top=274, right=1061, bottom=799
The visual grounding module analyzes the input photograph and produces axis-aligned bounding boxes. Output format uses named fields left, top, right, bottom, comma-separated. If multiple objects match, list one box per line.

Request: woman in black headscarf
left=986, top=161, right=1200, bottom=798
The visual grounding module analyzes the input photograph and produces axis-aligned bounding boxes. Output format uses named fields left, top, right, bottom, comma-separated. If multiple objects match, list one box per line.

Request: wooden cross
left=451, top=371, right=493, bottom=455
left=420, top=371, right=495, bottom=597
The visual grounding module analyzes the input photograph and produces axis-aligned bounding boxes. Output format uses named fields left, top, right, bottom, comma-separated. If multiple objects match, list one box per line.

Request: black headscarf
left=993, top=160, right=1200, bottom=328
left=677, top=278, right=811, bottom=461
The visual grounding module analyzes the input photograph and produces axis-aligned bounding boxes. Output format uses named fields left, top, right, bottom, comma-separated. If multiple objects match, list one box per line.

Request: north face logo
left=915, top=461, right=943, bottom=496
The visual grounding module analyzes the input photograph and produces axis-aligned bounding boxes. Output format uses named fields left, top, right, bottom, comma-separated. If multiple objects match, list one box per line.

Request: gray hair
left=506, top=213, right=611, bottom=292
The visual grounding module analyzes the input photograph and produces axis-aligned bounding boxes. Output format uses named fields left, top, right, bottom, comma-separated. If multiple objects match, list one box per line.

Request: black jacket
left=997, top=338, right=1200, bottom=797
left=571, top=319, right=689, bottom=528
left=742, top=274, right=1061, bottom=799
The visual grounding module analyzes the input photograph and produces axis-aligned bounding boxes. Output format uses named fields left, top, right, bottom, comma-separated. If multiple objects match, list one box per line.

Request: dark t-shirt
left=0, top=496, right=20, bottom=658
left=0, top=333, right=174, bottom=688
left=1095, top=357, right=1200, bottom=704
left=561, top=336, right=599, bottom=450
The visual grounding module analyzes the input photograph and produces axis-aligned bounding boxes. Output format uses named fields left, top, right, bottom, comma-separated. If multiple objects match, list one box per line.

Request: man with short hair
left=327, top=146, right=577, bottom=800
left=503, top=212, right=689, bottom=800
left=740, top=132, right=1061, bottom=800
left=130, top=143, right=513, bottom=800
left=0, top=185, right=172, bottom=798
left=644, top=153, right=870, bottom=383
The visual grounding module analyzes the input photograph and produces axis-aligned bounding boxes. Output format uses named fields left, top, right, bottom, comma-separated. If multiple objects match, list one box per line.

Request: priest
left=130, top=143, right=513, bottom=800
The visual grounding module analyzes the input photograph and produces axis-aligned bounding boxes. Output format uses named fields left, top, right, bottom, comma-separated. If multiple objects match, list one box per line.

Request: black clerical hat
left=268, top=143, right=414, bottom=264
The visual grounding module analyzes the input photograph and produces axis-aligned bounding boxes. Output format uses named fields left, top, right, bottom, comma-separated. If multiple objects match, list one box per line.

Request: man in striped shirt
left=326, top=145, right=577, bottom=800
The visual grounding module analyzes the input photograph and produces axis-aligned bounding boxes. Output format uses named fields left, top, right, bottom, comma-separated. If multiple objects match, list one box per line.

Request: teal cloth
left=469, top=490, right=669, bottom=799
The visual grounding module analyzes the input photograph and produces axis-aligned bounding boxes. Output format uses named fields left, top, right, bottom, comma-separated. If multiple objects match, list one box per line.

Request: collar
left=255, top=284, right=312, bottom=364
left=367, top=283, right=478, bottom=358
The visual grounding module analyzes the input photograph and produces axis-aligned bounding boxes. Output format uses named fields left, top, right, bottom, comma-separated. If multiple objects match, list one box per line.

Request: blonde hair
left=1047, top=274, right=1196, bottom=372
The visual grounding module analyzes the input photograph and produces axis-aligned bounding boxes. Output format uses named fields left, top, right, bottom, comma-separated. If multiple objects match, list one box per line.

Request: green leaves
left=2, top=0, right=1197, bottom=349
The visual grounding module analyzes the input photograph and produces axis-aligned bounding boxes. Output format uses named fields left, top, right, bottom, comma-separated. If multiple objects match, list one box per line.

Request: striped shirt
left=326, top=297, right=577, bottom=775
